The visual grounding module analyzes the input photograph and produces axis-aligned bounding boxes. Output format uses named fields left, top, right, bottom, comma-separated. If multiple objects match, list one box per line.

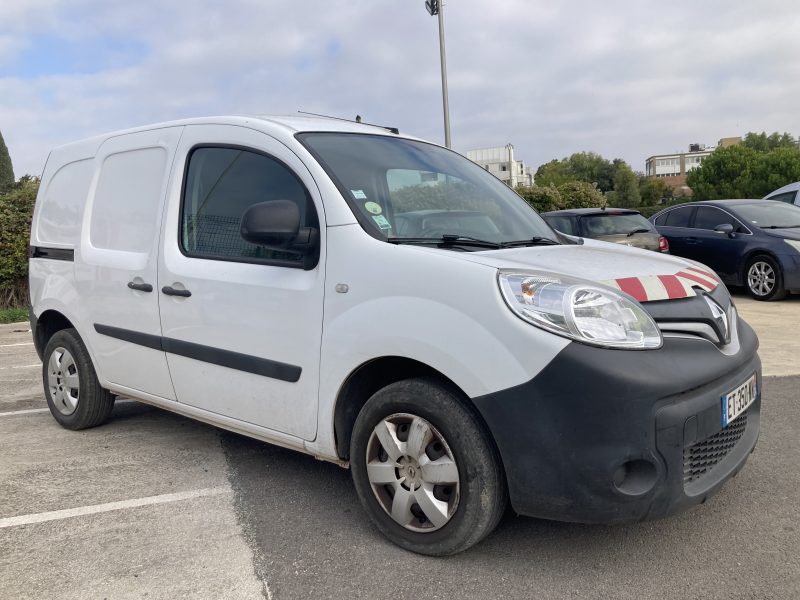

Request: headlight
left=498, top=271, right=662, bottom=349
left=784, top=239, right=800, bottom=253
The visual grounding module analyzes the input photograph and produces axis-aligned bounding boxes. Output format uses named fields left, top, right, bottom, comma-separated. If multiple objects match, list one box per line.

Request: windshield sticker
left=364, top=201, right=382, bottom=215
left=351, top=189, right=367, bottom=200
left=372, top=214, right=392, bottom=230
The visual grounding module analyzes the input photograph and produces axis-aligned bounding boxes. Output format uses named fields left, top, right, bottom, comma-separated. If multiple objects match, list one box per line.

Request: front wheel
left=746, top=255, right=786, bottom=301
left=350, top=378, right=506, bottom=556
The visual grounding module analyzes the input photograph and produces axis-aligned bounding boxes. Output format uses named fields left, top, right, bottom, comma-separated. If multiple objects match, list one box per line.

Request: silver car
left=543, top=208, right=670, bottom=253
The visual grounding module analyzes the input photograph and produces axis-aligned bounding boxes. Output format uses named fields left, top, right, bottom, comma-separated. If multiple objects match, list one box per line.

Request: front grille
left=683, top=412, right=748, bottom=485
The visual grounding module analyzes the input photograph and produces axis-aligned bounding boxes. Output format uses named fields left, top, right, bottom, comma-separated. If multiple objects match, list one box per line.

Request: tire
left=745, top=255, right=786, bottom=301
left=350, top=378, right=507, bottom=556
left=42, top=328, right=115, bottom=430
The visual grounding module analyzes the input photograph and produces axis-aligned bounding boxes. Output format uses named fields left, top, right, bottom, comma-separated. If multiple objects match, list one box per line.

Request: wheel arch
left=32, top=309, right=75, bottom=361
left=332, top=356, right=502, bottom=467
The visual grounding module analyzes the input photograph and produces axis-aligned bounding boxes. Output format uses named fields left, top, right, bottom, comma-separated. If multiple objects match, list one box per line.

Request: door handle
left=162, top=286, right=192, bottom=298
left=127, top=281, right=153, bottom=293
left=685, top=237, right=699, bottom=245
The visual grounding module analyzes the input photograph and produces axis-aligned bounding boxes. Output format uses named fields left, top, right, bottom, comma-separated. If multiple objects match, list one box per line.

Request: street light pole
left=425, top=0, right=451, bottom=148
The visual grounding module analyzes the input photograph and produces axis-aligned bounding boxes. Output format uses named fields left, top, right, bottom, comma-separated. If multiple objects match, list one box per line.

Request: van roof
left=47, top=114, right=411, bottom=159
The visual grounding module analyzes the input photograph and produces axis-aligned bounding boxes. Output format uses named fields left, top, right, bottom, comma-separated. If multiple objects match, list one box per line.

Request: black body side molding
left=93, top=324, right=302, bottom=383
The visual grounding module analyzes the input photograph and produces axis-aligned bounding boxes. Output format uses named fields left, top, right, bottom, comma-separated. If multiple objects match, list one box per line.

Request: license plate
left=722, top=373, right=757, bottom=427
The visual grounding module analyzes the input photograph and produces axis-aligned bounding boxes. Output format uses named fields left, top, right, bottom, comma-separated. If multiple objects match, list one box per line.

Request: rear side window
left=91, top=148, right=168, bottom=252
left=544, top=216, right=577, bottom=236
left=662, top=206, right=693, bottom=227
left=767, top=191, right=797, bottom=204
left=581, top=213, right=653, bottom=236
left=180, top=147, right=316, bottom=265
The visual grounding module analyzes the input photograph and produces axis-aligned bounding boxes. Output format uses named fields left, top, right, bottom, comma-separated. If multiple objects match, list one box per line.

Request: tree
left=687, top=144, right=800, bottom=200
left=742, top=131, right=797, bottom=153
left=557, top=181, right=605, bottom=209
left=751, top=148, right=800, bottom=197
left=0, top=130, right=14, bottom=193
left=686, top=145, right=760, bottom=200
left=639, top=177, right=672, bottom=206
left=0, top=177, right=39, bottom=308
left=535, top=152, right=623, bottom=194
left=566, top=152, right=616, bottom=193
left=516, top=185, right=562, bottom=213
left=534, top=159, right=574, bottom=188
left=611, top=163, right=641, bottom=208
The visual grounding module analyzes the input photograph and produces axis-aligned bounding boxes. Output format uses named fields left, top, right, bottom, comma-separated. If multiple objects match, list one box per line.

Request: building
left=644, top=137, right=741, bottom=194
left=466, top=144, right=534, bottom=188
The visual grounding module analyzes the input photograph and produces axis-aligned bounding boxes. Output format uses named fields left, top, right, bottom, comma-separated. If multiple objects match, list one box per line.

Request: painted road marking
left=0, top=408, right=50, bottom=416
left=0, top=342, right=34, bottom=347
left=0, top=399, right=136, bottom=417
left=0, top=364, right=40, bottom=370
left=0, top=487, right=230, bottom=529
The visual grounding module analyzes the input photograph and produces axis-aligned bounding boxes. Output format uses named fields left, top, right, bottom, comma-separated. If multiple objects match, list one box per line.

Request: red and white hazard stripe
left=602, top=265, right=719, bottom=302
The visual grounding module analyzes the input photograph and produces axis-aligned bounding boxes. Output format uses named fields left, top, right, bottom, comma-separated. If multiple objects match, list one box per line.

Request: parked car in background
left=542, top=208, right=669, bottom=253
left=651, top=200, right=800, bottom=300
left=764, top=181, right=800, bottom=206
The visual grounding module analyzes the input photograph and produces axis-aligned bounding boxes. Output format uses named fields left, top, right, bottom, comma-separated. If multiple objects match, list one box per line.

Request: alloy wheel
left=747, top=261, right=775, bottom=297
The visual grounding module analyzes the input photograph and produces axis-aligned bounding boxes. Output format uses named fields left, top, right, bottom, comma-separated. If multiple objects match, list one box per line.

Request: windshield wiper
left=761, top=224, right=800, bottom=229
left=626, top=228, right=651, bottom=237
left=387, top=234, right=560, bottom=250
left=387, top=235, right=503, bottom=249
left=499, top=236, right=560, bottom=247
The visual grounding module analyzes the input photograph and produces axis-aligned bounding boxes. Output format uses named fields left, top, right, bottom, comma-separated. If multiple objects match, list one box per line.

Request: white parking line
left=0, top=407, right=50, bottom=416
left=0, top=399, right=136, bottom=417
left=0, top=364, right=40, bottom=370
left=0, top=487, right=230, bottom=529
left=0, top=342, right=34, bottom=347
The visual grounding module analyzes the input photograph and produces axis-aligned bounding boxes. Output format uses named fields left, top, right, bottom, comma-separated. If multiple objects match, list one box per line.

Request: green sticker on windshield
left=365, top=201, right=382, bottom=215
left=372, top=214, right=392, bottom=230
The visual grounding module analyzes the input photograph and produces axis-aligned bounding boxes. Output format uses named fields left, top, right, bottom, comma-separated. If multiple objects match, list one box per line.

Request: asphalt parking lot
left=1, top=292, right=799, bottom=600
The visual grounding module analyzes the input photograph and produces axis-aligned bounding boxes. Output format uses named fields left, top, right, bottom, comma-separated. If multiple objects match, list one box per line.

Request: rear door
left=76, top=127, right=183, bottom=400
left=653, top=205, right=696, bottom=257
left=156, top=124, right=325, bottom=440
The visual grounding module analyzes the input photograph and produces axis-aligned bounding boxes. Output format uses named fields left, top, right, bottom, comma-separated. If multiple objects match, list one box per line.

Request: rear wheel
left=746, top=255, right=786, bottom=301
left=350, top=378, right=506, bottom=556
left=43, top=328, right=115, bottom=430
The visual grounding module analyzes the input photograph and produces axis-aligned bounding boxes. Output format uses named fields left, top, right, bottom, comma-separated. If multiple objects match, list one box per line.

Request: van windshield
left=297, top=133, right=560, bottom=247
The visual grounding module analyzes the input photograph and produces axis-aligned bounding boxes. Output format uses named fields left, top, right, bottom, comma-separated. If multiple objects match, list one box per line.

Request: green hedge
left=0, top=177, right=38, bottom=309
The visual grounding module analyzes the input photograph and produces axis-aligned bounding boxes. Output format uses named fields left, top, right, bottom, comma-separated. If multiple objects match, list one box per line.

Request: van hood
left=430, top=239, right=721, bottom=303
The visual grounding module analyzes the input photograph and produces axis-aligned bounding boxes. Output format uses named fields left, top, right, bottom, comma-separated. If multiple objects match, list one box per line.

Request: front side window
left=693, top=206, right=746, bottom=232
left=181, top=147, right=317, bottom=265
left=297, top=133, right=559, bottom=247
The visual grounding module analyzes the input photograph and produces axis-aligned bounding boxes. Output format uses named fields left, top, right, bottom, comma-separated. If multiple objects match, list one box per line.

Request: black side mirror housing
left=240, top=200, right=319, bottom=256
left=714, top=223, right=735, bottom=238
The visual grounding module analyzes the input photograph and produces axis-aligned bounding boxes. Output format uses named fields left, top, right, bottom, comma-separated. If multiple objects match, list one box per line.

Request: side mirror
left=240, top=200, right=319, bottom=255
left=714, top=223, right=735, bottom=237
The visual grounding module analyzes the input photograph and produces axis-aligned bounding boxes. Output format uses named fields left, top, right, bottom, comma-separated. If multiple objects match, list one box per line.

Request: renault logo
left=703, top=294, right=730, bottom=345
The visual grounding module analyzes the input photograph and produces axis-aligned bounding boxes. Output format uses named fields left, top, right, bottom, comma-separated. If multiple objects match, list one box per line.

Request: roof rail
left=297, top=111, right=399, bottom=135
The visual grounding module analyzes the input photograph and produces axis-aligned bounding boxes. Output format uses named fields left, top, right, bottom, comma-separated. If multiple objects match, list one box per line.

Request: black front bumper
left=472, top=317, right=761, bottom=524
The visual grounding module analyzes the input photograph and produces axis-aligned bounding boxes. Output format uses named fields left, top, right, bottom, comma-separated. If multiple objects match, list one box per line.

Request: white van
left=29, top=116, right=761, bottom=555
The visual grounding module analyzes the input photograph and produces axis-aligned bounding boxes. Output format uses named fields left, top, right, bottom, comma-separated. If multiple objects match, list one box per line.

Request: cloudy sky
left=1, top=0, right=799, bottom=178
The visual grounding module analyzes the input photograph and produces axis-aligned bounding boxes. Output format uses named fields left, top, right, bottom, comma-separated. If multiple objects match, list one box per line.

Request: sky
left=1, top=0, right=800, bottom=179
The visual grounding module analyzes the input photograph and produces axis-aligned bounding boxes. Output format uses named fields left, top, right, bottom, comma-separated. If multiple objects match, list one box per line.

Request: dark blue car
left=651, top=199, right=800, bottom=300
